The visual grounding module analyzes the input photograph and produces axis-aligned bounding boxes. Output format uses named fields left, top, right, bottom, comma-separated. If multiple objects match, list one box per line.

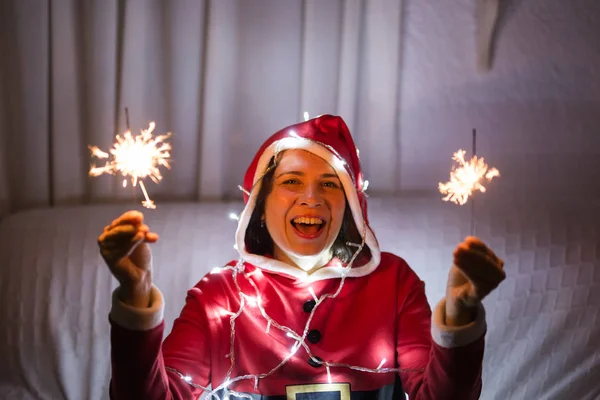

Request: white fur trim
left=431, top=298, right=487, bottom=348
left=234, top=137, right=381, bottom=282
left=109, top=285, right=164, bottom=331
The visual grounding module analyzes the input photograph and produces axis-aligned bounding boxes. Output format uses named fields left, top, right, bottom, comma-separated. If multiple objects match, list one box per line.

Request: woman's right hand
left=98, top=210, right=159, bottom=308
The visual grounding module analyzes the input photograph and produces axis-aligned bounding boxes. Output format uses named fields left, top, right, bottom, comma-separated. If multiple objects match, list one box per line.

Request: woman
left=100, top=115, right=505, bottom=399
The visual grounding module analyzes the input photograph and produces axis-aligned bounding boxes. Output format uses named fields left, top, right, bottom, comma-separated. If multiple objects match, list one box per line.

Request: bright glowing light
left=303, top=111, right=310, bottom=121
left=89, top=121, right=171, bottom=209
left=438, top=149, right=500, bottom=205
left=290, top=341, right=301, bottom=354
left=229, top=212, right=240, bottom=221
left=245, top=296, right=258, bottom=307
left=326, top=366, right=332, bottom=383
left=362, top=179, right=369, bottom=192
left=377, top=358, right=386, bottom=369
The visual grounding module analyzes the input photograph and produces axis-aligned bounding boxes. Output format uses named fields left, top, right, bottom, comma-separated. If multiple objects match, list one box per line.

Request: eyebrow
left=275, top=171, right=339, bottom=180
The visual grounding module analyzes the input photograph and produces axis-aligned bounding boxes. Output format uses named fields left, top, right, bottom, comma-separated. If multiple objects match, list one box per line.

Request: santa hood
left=234, top=114, right=381, bottom=282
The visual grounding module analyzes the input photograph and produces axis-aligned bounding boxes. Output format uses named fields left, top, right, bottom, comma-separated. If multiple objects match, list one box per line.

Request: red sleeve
left=109, top=287, right=211, bottom=400
left=396, top=276, right=484, bottom=400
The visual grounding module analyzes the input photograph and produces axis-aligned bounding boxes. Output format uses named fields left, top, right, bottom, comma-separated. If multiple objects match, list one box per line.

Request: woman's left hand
left=445, top=236, right=506, bottom=326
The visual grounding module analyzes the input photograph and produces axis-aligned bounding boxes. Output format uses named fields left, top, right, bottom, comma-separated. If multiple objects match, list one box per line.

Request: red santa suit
left=109, top=115, right=487, bottom=400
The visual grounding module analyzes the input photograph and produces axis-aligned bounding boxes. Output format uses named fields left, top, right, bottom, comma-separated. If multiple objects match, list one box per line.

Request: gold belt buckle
left=286, top=383, right=351, bottom=400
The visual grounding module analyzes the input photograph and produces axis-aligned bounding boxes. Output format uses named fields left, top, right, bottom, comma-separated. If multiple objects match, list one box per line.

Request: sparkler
left=438, top=129, right=500, bottom=234
left=88, top=109, right=172, bottom=209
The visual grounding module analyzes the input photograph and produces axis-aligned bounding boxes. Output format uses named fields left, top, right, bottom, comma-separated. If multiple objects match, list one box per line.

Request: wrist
left=119, top=279, right=152, bottom=308
left=445, top=298, right=477, bottom=327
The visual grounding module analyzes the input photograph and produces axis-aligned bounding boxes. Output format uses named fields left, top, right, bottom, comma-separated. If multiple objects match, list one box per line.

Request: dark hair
left=244, top=156, right=371, bottom=264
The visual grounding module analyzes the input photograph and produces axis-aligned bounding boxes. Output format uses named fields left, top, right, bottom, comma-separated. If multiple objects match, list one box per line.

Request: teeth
left=292, top=217, right=323, bottom=225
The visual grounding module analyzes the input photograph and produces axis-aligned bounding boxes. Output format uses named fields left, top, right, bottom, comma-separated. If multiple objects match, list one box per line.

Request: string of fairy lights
left=165, top=215, right=415, bottom=399
left=88, top=110, right=499, bottom=398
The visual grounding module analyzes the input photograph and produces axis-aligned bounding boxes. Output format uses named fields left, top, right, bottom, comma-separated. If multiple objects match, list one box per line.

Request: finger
left=454, top=259, right=506, bottom=289
left=463, top=236, right=487, bottom=251
left=99, top=229, right=156, bottom=253
left=100, top=247, right=118, bottom=263
left=453, top=247, right=506, bottom=284
left=462, top=236, right=502, bottom=265
left=100, top=233, right=145, bottom=263
left=104, top=223, right=148, bottom=236
left=99, top=230, right=145, bottom=251
left=97, top=239, right=122, bottom=250
left=124, top=234, right=146, bottom=261
left=145, top=232, right=159, bottom=242
left=454, top=245, right=499, bottom=272
left=98, top=225, right=138, bottom=243
left=455, top=240, right=503, bottom=270
left=109, top=210, right=144, bottom=229
left=100, top=245, right=141, bottom=265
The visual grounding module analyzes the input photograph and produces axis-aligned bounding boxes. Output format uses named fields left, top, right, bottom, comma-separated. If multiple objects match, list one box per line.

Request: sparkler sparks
left=88, top=121, right=172, bottom=209
left=438, top=149, right=500, bottom=205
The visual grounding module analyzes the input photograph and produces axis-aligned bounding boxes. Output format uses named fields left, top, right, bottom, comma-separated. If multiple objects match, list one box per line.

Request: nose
left=299, top=184, right=323, bottom=207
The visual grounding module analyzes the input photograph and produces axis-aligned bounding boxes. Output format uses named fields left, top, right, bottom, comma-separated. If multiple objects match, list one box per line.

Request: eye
left=322, top=181, right=340, bottom=189
left=282, top=179, right=300, bottom=185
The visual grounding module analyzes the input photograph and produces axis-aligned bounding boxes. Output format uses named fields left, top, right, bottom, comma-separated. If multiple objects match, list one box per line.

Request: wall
left=397, top=0, right=600, bottom=199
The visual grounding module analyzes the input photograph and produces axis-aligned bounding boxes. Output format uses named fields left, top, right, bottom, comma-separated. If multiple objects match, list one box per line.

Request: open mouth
left=291, top=216, right=326, bottom=238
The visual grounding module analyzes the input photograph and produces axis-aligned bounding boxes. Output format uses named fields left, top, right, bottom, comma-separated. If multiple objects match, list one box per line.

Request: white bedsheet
left=0, top=197, right=598, bottom=400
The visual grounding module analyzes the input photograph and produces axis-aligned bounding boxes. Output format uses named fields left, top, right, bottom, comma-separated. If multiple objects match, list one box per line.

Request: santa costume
left=109, top=115, right=487, bottom=399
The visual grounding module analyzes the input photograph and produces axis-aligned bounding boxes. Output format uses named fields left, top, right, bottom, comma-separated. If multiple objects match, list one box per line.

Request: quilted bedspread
left=0, top=196, right=598, bottom=400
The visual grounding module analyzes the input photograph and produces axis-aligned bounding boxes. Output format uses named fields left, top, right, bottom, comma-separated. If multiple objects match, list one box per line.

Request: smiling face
left=263, top=149, right=346, bottom=271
